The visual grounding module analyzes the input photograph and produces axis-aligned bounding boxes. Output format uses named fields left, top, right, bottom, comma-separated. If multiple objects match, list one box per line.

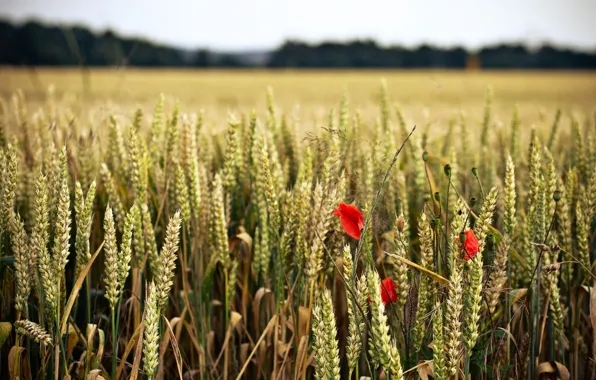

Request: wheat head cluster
left=0, top=81, right=594, bottom=380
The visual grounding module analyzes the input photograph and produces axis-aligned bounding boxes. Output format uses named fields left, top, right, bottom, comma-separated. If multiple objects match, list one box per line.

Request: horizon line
left=2, top=16, right=595, bottom=54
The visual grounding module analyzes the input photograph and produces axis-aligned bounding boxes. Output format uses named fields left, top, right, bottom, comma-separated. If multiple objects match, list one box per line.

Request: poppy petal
left=380, top=278, right=398, bottom=305
left=339, top=203, right=364, bottom=227
left=339, top=216, right=362, bottom=240
left=334, top=203, right=364, bottom=240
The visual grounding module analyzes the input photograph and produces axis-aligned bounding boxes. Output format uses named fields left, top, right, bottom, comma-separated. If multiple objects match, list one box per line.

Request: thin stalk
left=38, top=288, right=47, bottom=378
left=445, top=174, right=451, bottom=273
left=353, top=125, right=416, bottom=274
left=506, top=239, right=512, bottom=370
left=473, top=169, right=485, bottom=201
left=111, top=307, right=117, bottom=378
left=529, top=259, right=541, bottom=380
left=25, top=306, right=32, bottom=380
left=223, top=270, right=229, bottom=376
left=85, top=275, right=91, bottom=376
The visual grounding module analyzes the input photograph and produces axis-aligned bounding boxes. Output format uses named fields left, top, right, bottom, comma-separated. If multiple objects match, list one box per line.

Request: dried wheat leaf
left=536, top=361, right=570, bottom=380
left=0, top=322, right=12, bottom=349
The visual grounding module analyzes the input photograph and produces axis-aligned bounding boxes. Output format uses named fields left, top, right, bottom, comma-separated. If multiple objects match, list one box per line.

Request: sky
left=1, top=0, right=595, bottom=51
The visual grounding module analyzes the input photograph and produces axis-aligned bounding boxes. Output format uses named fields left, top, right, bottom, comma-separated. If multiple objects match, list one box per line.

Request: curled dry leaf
left=87, top=369, right=106, bottom=380
left=233, top=231, right=253, bottom=261
left=0, top=322, right=12, bottom=349
left=95, top=328, right=105, bottom=370
left=8, top=345, right=31, bottom=380
left=231, top=310, right=243, bottom=330
left=66, top=325, right=79, bottom=359
left=298, top=306, right=310, bottom=342
left=416, top=360, right=433, bottom=380
left=536, top=361, right=570, bottom=380
left=252, top=287, right=273, bottom=331
left=240, top=342, right=250, bottom=366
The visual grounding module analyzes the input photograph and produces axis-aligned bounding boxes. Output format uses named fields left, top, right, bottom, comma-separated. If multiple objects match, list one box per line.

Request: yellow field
left=1, top=69, right=594, bottom=130
left=2, top=67, right=596, bottom=379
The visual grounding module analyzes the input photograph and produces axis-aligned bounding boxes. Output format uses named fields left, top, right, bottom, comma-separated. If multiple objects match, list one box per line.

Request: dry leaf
left=66, top=325, right=79, bottom=359
left=163, top=316, right=184, bottom=380
left=9, top=345, right=31, bottom=380
left=115, top=321, right=143, bottom=380
left=0, top=322, right=12, bottom=349
left=233, top=231, right=253, bottom=261
left=129, top=319, right=145, bottom=380
left=417, top=360, right=434, bottom=380
left=293, top=336, right=308, bottom=380
left=60, top=242, right=104, bottom=335
left=240, top=343, right=250, bottom=365
left=388, top=254, right=449, bottom=284
left=87, top=369, right=105, bottom=380
left=298, top=306, right=310, bottom=342
left=230, top=311, right=243, bottom=330
left=253, top=287, right=273, bottom=332
left=536, top=361, right=570, bottom=380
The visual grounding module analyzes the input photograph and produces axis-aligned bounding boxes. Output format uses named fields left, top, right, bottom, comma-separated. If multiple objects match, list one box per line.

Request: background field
left=1, top=68, right=596, bottom=379
left=1, top=69, right=595, bottom=130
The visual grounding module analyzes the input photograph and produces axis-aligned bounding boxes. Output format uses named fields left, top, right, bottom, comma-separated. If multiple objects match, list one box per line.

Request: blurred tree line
left=1, top=20, right=595, bottom=69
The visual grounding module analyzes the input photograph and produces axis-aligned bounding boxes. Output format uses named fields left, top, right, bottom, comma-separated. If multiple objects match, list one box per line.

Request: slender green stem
left=111, top=307, right=117, bottom=379
left=85, top=275, right=91, bottom=376
left=505, top=240, right=512, bottom=371
left=86, top=274, right=92, bottom=324
left=473, top=170, right=485, bottom=201
left=25, top=305, right=32, bottom=380
left=530, top=260, right=541, bottom=380
left=445, top=175, right=451, bottom=275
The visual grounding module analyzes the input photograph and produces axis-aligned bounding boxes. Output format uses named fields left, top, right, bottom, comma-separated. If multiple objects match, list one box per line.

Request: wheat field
left=0, top=69, right=595, bottom=379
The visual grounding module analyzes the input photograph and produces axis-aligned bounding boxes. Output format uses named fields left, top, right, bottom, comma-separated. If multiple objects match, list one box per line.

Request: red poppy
left=457, top=229, right=480, bottom=260
left=367, top=278, right=399, bottom=305
left=333, top=203, right=364, bottom=240
left=380, top=278, right=398, bottom=306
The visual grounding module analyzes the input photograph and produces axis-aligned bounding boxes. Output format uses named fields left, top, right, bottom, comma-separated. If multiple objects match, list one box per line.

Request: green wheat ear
left=367, top=267, right=403, bottom=379
left=312, top=288, right=341, bottom=380
left=103, top=205, right=120, bottom=309
left=155, top=210, right=182, bottom=310
left=143, top=281, right=160, bottom=376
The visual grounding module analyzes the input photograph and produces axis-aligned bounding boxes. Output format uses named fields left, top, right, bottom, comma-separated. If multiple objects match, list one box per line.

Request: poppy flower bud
left=424, top=193, right=431, bottom=203
left=396, top=215, right=406, bottom=232
left=422, top=151, right=429, bottom=162
left=471, top=167, right=479, bottom=178
left=444, top=164, right=451, bottom=177
left=458, top=229, right=480, bottom=260
left=459, top=231, right=466, bottom=244
left=553, top=190, right=562, bottom=202
left=434, top=192, right=441, bottom=202
left=470, top=197, right=477, bottom=207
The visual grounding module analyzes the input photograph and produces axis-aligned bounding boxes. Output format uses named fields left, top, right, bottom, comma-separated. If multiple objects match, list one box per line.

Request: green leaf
left=0, top=256, right=15, bottom=265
